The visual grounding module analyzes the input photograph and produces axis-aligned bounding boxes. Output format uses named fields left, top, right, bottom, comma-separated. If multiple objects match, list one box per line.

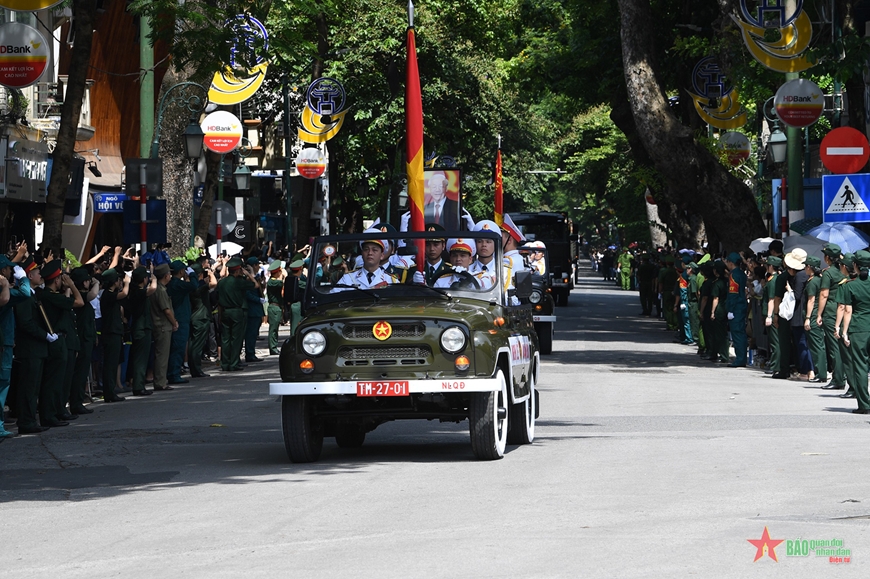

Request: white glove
left=259, top=297, right=267, bottom=304
left=453, top=266, right=467, bottom=274
left=679, top=303, right=687, bottom=311
left=46, top=333, right=58, bottom=343
left=400, top=211, right=411, bottom=232
left=13, top=265, right=25, bottom=280
left=413, top=271, right=425, bottom=284
left=727, top=312, right=735, bottom=320
left=765, top=316, right=772, bottom=327
left=461, top=208, right=475, bottom=230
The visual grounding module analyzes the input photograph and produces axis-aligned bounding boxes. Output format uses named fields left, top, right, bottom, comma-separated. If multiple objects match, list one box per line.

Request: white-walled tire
left=469, top=369, right=509, bottom=460
left=282, top=395, right=324, bottom=463
left=507, top=369, right=536, bottom=445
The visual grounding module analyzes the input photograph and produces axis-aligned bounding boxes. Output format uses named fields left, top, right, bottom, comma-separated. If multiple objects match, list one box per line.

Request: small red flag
left=494, top=148, right=503, bottom=226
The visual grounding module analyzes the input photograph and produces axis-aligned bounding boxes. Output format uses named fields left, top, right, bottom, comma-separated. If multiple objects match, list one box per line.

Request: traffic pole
left=140, top=164, right=148, bottom=254
left=780, top=177, right=788, bottom=238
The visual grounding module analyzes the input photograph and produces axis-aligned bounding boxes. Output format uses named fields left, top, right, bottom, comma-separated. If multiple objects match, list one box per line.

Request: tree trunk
left=617, top=0, right=766, bottom=251
left=43, top=0, right=97, bottom=253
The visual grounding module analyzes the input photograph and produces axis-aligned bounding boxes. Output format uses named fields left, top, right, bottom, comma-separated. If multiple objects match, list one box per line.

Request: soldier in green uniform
left=617, top=248, right=632, bottom=290
left=764, top=256, right=782, bottom=373
left=686, top=262, right=702, bottom=350
left=817, top=244, right=847, bottom=389
left=244, top=257, right=265, bottom=363
left=188, top=262, right=216, bottom=377
left=709, top=261, right=730, bottom=363
left=802, top=256, right=826, bottom=383
left=283, top=259, right=307, bottom=336
left=14, top=258, right=53, bottom=432
left=99, top=267, right=130, bottom=401
left=128, top=266, right=157, bottom=395
left=166, top=260, right=198, bottom=383
left=658, top=255, right=678, bottom=331
left=636, top=253, right=657, bottom=316
left=69, top=267, right=99, bottom=415
left=38, top=260, right=84, bottom=421
left=698, top=262, right=714, bottom=358
left=839, top=250, right=870, bottom=413
left=834, top=254, right=857, bottom=398
left=266, top=260, right=286, bottom=355
left=217, top=257, right=259, bottom=371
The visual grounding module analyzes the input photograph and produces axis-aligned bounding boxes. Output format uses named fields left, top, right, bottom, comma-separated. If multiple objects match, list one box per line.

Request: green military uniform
left=283, top=260, right=307, bottom=336
left=39, top=261, right=78, bottom=421
left=686, top=263, right=701, bottom=350
left=99, top=268, right=125, bottom=401
left=820, top=245, right=847, bottom=387
left=266, top=261, right=286, bottom=355
left=710, top=262, right=730, bottom=363
left=218, top=258, right=256, bottom=371
left=423, top=259, right=453, bottom=286
left=842, top=251, right=870, bottom=412
left=659, top=256, right=678, bottom=331
left=834, top=257, right=854, bottom=390
left=69, top=267, right=96, bottom=414
left=243, top=257, right=264, bottom=362
left=617, top=249, right=632, bottom=290
left=14, top=281, right=50, bottom=430
left=127, top=268, right=152, bottom=394
left=188, top=264, right=211, bottom=377
left=149, top=263, right=175, bottom=391
left=764, top=261, right=780, bottom=373
left=803, top=257, right=826, bottom=382
left=698, top=263, right=714, bottom=358
left=773, top=266, right=793, bottom=376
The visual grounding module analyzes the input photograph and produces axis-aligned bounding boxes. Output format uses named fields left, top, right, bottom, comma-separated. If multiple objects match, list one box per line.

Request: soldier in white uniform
left=434, top=238, right=496, bottom=290
left=469, top=220, right=500, bottom=276
left=501, top=213, right=529, bottom=295
left=332, top=236, right=398, bottom=292
left=528, top=241, right=547, bottom=275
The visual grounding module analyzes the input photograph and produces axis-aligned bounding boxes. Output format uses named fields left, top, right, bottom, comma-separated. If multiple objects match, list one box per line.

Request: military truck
left=510, top=212, right=578, bottom=306
left=270, top=230, right=540, bottom=462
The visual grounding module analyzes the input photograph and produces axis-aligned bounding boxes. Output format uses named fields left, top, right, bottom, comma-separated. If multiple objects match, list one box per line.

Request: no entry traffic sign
left=820, top=127, right=870, bottom=174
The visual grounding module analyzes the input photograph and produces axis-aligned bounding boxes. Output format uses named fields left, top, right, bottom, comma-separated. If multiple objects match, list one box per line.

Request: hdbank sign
left=0, top=23, right=48, bottom=89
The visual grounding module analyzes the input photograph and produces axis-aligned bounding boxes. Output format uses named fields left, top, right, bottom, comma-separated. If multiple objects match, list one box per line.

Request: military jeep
left=270, top=230, right=540, bottom=462
left=518, top=244, right=556, bottom=355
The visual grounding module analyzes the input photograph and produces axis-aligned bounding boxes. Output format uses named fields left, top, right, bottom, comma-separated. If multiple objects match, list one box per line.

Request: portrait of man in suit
left=424, top=173, right=460, bottom=229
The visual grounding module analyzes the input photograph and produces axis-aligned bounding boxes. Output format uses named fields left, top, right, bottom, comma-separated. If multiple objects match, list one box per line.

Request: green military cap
left=154, top=263, right=171, bottom=278
left=726, top=252, right=742, bottom=264
left=226, top=257, right=243, bottom=270
left=20, top=256, right=37, bottom=274
left=101, top=268, right=119, bottom=284
left=288, top=259, right=304, bottom=269
left=842, top=253, right=856, bottom=268
left=170, top=259, right=186, bottom=273
left=268, top=260, right=284, bottom=272
left=131, top=266, right=149, bottom=283
left=332, top=256, right=344, bottom=266
left=0, top=255, right=13, bottom=270
left=822, top=243, right=842, bottom=258
left=40, top=259, right=63, bottom=282
left=189, top=263, right=204, bottom=277
left=766, top=256, right=782, bottom=267
left=246, top=256, right=260, bottom=267
left=70, top=267, right=90, bottom=284
left=855, top=250, right=870, bottom=268
left=804, top=256, right=821, bottom=268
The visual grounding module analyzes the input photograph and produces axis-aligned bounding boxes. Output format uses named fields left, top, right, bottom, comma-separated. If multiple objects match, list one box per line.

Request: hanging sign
left=208, top=15, right=269, bottom=106
left=0, top=23, right=48, bottom=89
left=295, top=148, right=326, bottom=179
left=731, top=0, right=814, bottom=73
left=298, top=77, right=348, bottom=143
left=200, top=111, right=243, bottom=154
left=774, top=79, right=823, bottom=128
left=719, top=132, right=751, bottom=166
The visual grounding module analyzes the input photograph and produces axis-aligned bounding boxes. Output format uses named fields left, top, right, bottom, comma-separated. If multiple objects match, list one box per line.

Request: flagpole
left=494, top=134, right=504, bottom=226
left=405, top=0, right=426, bottom=261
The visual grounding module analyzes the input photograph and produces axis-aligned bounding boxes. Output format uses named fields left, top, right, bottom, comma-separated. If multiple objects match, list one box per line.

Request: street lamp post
left=215, top=138, right=253, bottom=257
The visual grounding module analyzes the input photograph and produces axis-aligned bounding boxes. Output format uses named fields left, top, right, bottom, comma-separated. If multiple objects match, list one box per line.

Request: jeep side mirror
left=513, top=270, right=533, bottom=299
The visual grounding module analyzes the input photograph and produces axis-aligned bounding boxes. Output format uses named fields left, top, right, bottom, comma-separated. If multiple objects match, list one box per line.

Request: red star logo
left=372, top=321, right=392, bottom=341
left=747, top=527, right=784, bottom=562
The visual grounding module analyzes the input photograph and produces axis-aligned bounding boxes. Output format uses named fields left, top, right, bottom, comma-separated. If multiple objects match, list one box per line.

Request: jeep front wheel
left=282, top=395, right=324, bottom=463
left=469, top=369, right=509, bottom=460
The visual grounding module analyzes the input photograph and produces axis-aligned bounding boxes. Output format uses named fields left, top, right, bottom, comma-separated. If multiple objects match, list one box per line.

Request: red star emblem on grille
left=372, top=321, right=392, bottom=340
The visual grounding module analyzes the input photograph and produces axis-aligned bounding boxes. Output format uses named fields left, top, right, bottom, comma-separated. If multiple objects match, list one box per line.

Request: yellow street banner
left=297, top=107, right=348, bottom=144
left=732, top=11, right=814, bottom=73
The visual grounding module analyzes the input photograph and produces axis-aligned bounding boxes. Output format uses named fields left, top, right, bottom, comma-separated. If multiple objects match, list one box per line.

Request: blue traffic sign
left=822, top=174, right=870, bottom=223
left=93, top=193, right=127, bottom=213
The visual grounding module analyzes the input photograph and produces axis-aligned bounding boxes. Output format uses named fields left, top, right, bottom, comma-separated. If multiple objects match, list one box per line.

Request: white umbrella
left=207, top=241, right=244, bottom=259
left=783, top=235, right=826, bottom=265
left=750, top=237, right=774, bottom=253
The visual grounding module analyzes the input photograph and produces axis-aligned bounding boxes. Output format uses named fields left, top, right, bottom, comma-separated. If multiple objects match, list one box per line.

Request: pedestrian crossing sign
left=822, top=174, right=870, bottom=223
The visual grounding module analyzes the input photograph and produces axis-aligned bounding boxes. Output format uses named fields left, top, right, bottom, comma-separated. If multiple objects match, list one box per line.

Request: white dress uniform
left=331, top=267, right=398, bottom=292
left=433, top=268, right=495, bottom=290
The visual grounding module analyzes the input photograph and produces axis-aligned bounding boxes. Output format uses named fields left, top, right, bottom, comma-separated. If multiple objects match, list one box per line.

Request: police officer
left=128, top=266, right=156, bottom=395
left=217, top=257, right=259, bottom=371
left=266, top=260, right=285, bottom=355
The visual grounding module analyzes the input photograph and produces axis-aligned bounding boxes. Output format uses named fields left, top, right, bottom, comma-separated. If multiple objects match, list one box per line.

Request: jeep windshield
left=305, top=230, right=504, bottom=306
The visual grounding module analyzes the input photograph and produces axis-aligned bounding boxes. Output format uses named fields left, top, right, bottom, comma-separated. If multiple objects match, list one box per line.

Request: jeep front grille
left=338, top=346, right=431, bottom=366
left=342, top=323, right=425, bottom=339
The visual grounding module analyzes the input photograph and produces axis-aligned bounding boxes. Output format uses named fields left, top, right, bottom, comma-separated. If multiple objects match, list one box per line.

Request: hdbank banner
left=0, top=0, right=62, bottom=10
left=0, top=23, right=48, bottom=89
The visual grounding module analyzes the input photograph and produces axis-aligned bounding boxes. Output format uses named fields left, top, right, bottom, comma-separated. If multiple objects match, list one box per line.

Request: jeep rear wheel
left=469, top=369, right=508, bottom=460
left=335, top=424, right=366, bottom=448
left=282, top=395, right=324, bottom=463
left=507, top=370, right=536, bottom=445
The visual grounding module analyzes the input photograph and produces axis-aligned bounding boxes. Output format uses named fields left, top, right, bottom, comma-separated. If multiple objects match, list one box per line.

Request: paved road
left=3, top=270, right=869, bottom=577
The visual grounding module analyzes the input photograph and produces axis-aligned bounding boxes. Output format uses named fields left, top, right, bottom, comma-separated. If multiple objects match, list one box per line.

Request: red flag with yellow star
left=406, top=17, right=425, bottom=243
left=494, top=148, right=503, bottom=226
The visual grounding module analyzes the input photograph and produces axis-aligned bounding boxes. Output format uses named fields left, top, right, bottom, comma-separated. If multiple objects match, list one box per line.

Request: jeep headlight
left=301, top=330, right=327, bottom=356
left=529, top=290, right=543, bottom=304
left=440, top=326, right=466, bottom=353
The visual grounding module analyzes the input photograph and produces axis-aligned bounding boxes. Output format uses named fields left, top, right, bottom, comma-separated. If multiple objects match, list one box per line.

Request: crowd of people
left=0, top=241, right=308, bottom=438
left=615, top=239, right=870, bottom=414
